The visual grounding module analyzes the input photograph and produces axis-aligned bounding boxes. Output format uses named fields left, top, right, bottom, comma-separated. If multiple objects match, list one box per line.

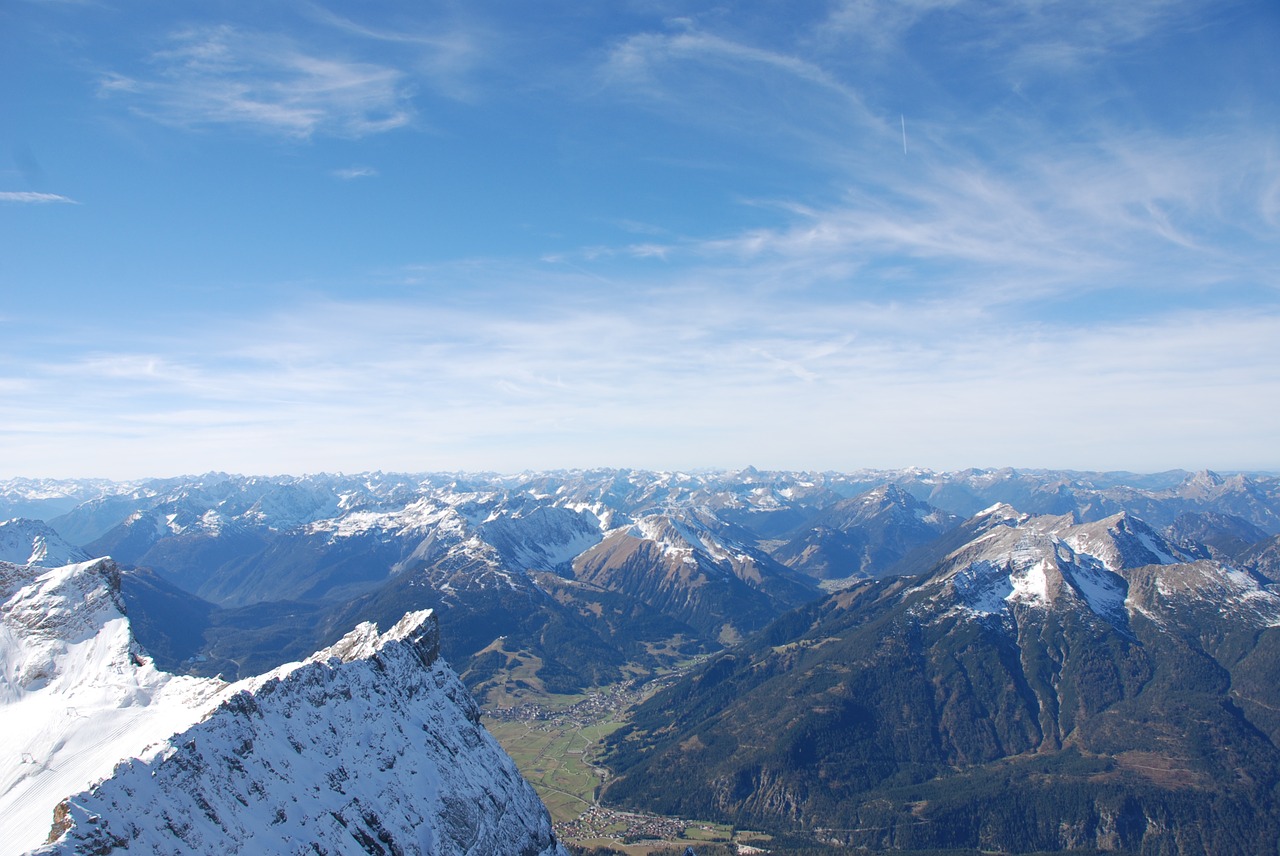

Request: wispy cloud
left=539, top=119, right=1276, bottom=322
left=997, top=0, right=1204, bottom=74
left=821, top=0, right=1200, bottom=73
left=600, top=25, right=883, bottom=147
left=332, top=165, right=378, bottom=180
left=606, top=28, right=866, bottom=108
left=0, top=191, right=78, bottom=204
left=697, top=135, right=1264, bottom=277
left=305, top=7, right=486, bottom=101
left=586, top=5, right=1278, bottom=313
left=101, top=25, right=413, bottom=138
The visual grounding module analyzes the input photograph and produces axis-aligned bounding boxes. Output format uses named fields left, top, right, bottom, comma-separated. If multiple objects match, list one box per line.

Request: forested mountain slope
left=602, top=506, right=1280, bottom=853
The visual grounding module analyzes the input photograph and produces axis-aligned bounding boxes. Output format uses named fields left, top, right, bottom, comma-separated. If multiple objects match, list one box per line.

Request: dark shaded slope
left=90, top=521, right=406, bottom=607
left=771, top=485, right=958, bottom=580
left=325, top=567, right=631, bottom=696
left=601, top=550, right=1280, bottom=853
left=1166, top=510, right=1268, bottom=559
left=116, top=567, right=216, bottom=672
left=1239, top=534, right=1280, bottom=584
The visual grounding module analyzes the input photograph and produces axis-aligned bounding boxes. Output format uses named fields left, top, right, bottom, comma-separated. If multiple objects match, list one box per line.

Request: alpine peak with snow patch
left=922, top=508, right=1197, bottom=626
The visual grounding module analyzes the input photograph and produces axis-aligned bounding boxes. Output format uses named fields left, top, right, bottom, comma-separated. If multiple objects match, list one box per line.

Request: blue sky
left=2, top=0, right=1278, bottom=478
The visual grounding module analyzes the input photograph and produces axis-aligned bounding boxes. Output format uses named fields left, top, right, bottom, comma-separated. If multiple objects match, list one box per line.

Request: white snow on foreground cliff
left=1, top=558, right=227, bottom=855
left=1, top=557, right=566, bottom=856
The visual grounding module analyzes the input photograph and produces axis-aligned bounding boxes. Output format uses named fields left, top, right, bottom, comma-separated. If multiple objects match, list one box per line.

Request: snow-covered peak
left=622, top=512, right=741, bottom=565
left=3, top=560, right=566, bottom=856
left=923, top=509, right=1191, bottom=628
left=306, top=495, right=465, bottom=539
left=830, top=483, right=954, bottom=529
left=1, top=558, right=129, bottom=663
left=973, top=502, right=1027, bottom=524
left=240, top=481, right=342, bottom=529
left=1, top=559, right=228, bottom=855
left=860, top=482, right=910, bottom=504
left=0, top=519, right=89, bottom=570
left=310, top=609, right=438, bottom=666
left=1060, top=512, right=1189, bottom=571
left=919, top=505, right=1280, bottom=638
left=475, top=506, right=603, bottom=573
left=625, top=514, right=698, bottom=553
left=32, top=608, right=567, bottom=856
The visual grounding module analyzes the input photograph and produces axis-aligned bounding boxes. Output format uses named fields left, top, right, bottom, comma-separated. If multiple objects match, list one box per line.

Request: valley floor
left=483, top=670, right=764, bottom=854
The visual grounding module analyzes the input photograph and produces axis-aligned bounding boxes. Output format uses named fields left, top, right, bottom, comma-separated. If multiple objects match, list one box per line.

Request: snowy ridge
left=2, top=559, right=567, bottom=855
left=625, top=515, right=701, bottom=564
left=476, top=507, right=603, bottom=573
left=921, top=507, right=1280, bottom=631
left=16, top=467, right=1280, bottom=541
left=1136, top=561, right=1280, bottom=628
left=926, top=511, right=1183, bottom=626
left=1060, top=513, right=1188, bottom=572
left=0, top=520, right=89, bottom=570
left=19, top=469, right=1280, bottom=603
left=622, top=511, right=755, bottom=572
left=1, top=559, right=227, bottom=856
left=32, top=610, right=567, bottom=856
left=0, top=480, right=134, bottom=524
left=306, top=496, right=466, bottom=540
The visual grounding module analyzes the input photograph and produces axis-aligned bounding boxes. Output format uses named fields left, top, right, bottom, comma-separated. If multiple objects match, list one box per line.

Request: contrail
left=901, top=114, right=907, bottom=154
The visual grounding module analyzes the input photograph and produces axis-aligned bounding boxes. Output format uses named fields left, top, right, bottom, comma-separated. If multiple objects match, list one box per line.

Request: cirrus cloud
left=0, top=191, right=78, bottom=204
left=100, top=25, right=413, bottom=139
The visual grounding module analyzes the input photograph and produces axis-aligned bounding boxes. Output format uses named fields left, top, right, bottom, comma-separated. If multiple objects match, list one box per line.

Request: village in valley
left=483, top=672, right=766, bottom=853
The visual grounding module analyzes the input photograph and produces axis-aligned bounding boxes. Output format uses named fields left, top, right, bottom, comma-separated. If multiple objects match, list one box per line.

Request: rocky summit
left=1, top=553, right=566, bottom=856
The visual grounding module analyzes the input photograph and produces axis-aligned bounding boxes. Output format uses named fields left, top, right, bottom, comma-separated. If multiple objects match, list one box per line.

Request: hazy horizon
left=4, top=463, right=1277, bottom=485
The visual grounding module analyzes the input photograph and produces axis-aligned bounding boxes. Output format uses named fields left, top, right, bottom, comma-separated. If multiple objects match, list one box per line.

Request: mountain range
left=601, top=505, right=1280, bottom=853
left=5, top=466, right=1280, bottom=853
left=7, top=466, right=1277, bottom=702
